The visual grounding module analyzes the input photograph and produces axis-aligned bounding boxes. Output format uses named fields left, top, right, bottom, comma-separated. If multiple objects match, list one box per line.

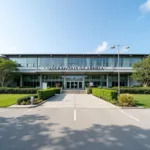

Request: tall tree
left=0, top=58, right=18, bottom=87
left=131, top=55, right=150, bottom=87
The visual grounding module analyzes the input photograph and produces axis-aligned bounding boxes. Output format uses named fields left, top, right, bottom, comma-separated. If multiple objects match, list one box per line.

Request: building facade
left=3, top=54, right=147, bottom=89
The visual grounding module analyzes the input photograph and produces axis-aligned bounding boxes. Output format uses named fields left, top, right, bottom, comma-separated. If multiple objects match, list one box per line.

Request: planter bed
left=0, top=94, right=33, bottom=107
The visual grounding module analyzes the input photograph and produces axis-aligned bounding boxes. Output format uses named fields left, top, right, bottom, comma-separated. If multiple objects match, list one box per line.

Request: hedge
left=111, top=87, right=150, bottom=94
left=17, top=88, right=60, bottom=104
left=92, top=88, right=118, bottom=101
left=37, top=89, right=56, bottom=100
left=0, top=87, right=39, bottom=94
left=86, top=88, right=92, bottom=94
left=17, top=95, right=38, bottom=105
left=48, top=87, right=61, bottom=94
left=118, top=94, right=135, bottom=107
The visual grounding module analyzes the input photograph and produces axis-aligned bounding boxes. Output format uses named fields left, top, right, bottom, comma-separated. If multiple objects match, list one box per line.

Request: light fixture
left=125, top=46, right=130, bottom=49
left=111, top=46, right=115, bottom=49
left=110, top=44, right=130, bottom=95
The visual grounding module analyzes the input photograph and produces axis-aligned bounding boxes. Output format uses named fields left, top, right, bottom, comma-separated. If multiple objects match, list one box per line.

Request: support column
left=127, top=75, right=130, bottom=87
left=106, top=75, right=109, bottom=88
left=82, top=75, right=85, bottom=90
left=64, top=76, right=66, bottom=90
left=40, top=74, right=42, bottom=88
left=20, top=75, right=23, bottom=87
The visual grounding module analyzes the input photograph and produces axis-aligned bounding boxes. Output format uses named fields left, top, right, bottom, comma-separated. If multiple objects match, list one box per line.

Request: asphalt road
left=0, top=94, right=150, bottom=150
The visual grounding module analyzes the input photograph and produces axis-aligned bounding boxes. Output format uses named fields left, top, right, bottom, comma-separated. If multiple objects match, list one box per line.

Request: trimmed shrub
left=92, top=88, right=118, bottom=101
left=86, top=88, right=92, bottom=94
left=98, top=86, right=102, bottom=89
left=0, top=87, right=39, bottom=94
left=37, top=89, right=55, bottom=100
left=17, top=88, right=60, bottom=104
left=118, top=94, right=135, bottom=107
left=48, top=87, right=61, bottom=94
left=33, top=99, right=43, bottom=105
left=111, top=87, right=150, bottom=94
left=17, top=95, right=38, bottom=105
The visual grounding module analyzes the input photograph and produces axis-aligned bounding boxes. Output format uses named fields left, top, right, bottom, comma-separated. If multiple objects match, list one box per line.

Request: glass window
left=38, top=57, right=65, bottom=67
left=84, top=57, right=103, bottom=67
left=53, top=57, right=65, bottom=67
left=130, top=57, right=142, bottom=67
left=9, top=55, right=144, bottom=68
left=9, top=57, right=37, bottom=67
left=120, top=57, right=130, bottom=67
left=108, top=57, right=113, bottom=67
left=23, top=75, right=40, bottom=87
left=38, top=57, right=53, bottom=67
left=68, top=57, right=84, bottom=67
left=92, top=76, right=100, bottom=79
left=96, top=57, right=103, bottom=67
left=66, top=75, right=83, bottom=81
left=26, top=58, right=37, bottom=67
left=84, top=57, right=90, bottom=67
left=103, top=57, right=113, bottom=67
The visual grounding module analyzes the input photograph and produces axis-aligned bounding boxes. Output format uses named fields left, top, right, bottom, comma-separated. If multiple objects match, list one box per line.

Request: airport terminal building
left=3, top=54, right=147, bottom=89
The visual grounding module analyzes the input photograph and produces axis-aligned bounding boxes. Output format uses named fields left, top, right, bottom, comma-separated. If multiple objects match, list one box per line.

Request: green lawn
left=0, top=94, right=32, bottom=107
left=133, top=94, right=150, bottom=108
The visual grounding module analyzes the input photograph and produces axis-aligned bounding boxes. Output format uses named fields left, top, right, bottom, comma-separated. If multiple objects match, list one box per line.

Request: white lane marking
left=119, top=110, right=139, bottom=122
left=74, top=109, right=76, bottom=121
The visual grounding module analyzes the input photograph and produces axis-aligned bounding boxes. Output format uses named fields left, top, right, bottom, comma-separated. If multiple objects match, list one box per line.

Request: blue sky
left=0, top=0, right=150, bottom=54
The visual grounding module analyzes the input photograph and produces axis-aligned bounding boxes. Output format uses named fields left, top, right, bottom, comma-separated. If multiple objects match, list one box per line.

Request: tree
left=0, top=58, right=18, bottom=87
left=131, top=55, right=150, bottom=87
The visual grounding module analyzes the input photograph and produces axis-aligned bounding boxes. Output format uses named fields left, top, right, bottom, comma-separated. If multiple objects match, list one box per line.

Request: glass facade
left=65, top=75, right=84, bottom=89
left=38, top=57, right=66, bottom=67
left=10, top=57, right=37, bottom=67
left=23, top=75, right=40, bottom=87
left=108, top=75, right=128, bottom=87
left=7, top=54, right=146, bottom=89
left=115, top=57, right=143, bottom=67
left=9, top=55, right=144, bottom=68
left=21, top=74, right=129, bottom=88
left=85, top=75, right=107, bottom=87
left=38, top=57, right=52, bottom=67
left=42, top=75, right=63, bottom=87
left=68, top=57, right=84, bottom=67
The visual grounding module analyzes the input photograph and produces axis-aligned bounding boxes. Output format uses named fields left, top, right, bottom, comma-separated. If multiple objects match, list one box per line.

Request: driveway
left=42, top=94, right=116, bottom=108
left=1, top=94, right=150, bottom=150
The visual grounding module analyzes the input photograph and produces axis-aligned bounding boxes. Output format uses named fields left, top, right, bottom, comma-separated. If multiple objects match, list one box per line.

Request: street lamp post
left=73, top=77, right=76, bottom=109
left=111, top=45, right=130, bottom=95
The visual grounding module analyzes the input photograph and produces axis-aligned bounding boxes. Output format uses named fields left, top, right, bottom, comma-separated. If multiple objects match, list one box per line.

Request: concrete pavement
left=0, top=94, right=150, bottom=150
left=43, top=94, right=116, bottom=108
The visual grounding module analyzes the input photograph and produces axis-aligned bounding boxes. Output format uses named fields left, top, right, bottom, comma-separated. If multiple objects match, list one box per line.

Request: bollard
left=30, top=96, right=34, bottom=105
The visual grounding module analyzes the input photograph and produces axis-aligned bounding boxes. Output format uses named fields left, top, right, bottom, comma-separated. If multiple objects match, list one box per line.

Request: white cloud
left=140, top=0, right=150, bottom=13
left=88, top=41, right=108, bottom=54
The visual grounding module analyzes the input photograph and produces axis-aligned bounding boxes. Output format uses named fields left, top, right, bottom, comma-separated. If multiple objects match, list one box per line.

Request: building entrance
left=65, top=75, right=84, bottom=90
left=66, top=81, right=83, bottom=89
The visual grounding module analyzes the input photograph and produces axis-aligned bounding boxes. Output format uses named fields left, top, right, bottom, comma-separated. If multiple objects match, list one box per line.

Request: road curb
left=8, top=95, right=56, bottom=108
left=119, top=106, right=145, bottom=109
left=92, top=95, right=146, bottom=109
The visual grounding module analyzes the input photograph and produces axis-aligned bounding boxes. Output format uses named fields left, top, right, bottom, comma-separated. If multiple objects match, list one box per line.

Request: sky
left=0, top=0, right=150, bottom=54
